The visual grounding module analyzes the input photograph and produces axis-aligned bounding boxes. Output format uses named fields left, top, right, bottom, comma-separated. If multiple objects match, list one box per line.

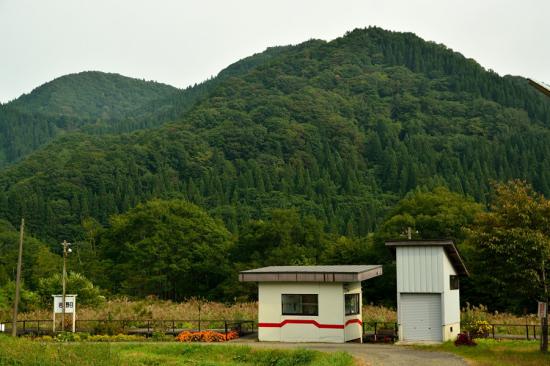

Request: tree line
left=1, top=181, right=547, bottom=317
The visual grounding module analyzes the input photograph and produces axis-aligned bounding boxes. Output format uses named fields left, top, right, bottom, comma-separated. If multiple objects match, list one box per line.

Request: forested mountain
left=0, top=49, right=298, bottom=167
left=8, top=71, right=179, bottom=120
left=0, top=72, right=179, bottom=167
left=0, top=27, right=549, bottom=244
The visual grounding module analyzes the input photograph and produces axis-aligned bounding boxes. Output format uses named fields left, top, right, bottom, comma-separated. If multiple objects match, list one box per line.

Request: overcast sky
left=1, top=0, right=548, bottom=103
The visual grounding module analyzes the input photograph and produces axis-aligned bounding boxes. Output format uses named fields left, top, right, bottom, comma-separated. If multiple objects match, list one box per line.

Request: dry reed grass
left=14, top=297, right=257, bottom=321
left=8, top=299, right=539, bottom=336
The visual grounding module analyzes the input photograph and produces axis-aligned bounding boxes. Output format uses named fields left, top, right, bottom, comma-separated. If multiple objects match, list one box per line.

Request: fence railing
left=3, top=318, right=547, bottom=342
left=461, top=322, right=549, bottom=340
left=0, top=319, right=255, bottom=338
left=362, top=321, right=550, bottom=341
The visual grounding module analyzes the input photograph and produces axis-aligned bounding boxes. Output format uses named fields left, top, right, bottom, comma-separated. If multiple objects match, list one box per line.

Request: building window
left=450, top=275, right=459, bottom=290
left=345, top=293, right=360, bottom=315
left=282, top=294, right=318, bottom=316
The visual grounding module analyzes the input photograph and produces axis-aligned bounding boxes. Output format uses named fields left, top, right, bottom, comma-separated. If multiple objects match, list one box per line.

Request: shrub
left=152, top=331, right=168, bottom=341
left=454, top=332, right=476, bottom=346
left=56, top=332, right=81, bottom=342
left=465, top=320, right=492, bottom=338
left=37, top=272, right=104, bottom=307
left=87, top=334, right=146, bottom=342
left=175, top=330, right=239, bottom=342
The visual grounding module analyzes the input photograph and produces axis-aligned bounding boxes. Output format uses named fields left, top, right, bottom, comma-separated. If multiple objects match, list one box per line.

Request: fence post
left=492, top=324, right=495, bottom=339
left=224, top=321, right=228, bottom=340
left=37, top=320, right=40, bottom=335
left=534, top=325, right=536, bottom=340
left=374, top=322, right=378, bottom=341
left=22, top=321, right=26, bottom=334
left=526, top=324, right=529, bottom=340
left=198, top=319, right=201, bottom=332
left=147, top=320, right=150, bottom=337
left=172, top=320, right=175, bottom=335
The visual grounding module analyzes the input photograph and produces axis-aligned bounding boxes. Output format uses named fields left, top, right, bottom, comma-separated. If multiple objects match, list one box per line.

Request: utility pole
left=61, top=240, right=71, bottom=332
left=11, top=218, right=24, bottom=337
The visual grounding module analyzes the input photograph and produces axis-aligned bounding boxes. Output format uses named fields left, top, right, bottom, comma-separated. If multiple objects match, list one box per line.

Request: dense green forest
left=0, top=72, right=181, bottom=167
left=0, top=49, right=297, bottom=168
left=8, top=71, right=179, bottom=120
left=0, top=27, right=549, bottom=314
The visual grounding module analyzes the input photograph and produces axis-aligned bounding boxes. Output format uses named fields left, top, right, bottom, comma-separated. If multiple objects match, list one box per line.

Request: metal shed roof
left=239, top=265, right=383, bottom=283
left=385, top=239, right=469, bottom=276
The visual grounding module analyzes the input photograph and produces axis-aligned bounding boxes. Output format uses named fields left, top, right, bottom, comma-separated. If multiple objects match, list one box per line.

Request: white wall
left=442, top=251, right=460, bottom=340
left=344, top=281, right=362, bottom=342
left=258, top=282, right=362, bottom=343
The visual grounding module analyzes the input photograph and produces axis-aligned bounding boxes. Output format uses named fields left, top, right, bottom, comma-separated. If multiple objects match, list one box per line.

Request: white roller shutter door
left=400, top=293, right=442, bottom=341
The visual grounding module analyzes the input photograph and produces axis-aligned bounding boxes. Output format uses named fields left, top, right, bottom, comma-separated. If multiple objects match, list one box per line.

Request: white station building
left=239, top=265, right=382, bottom=343
left=385, top=240, right=469, bottom=342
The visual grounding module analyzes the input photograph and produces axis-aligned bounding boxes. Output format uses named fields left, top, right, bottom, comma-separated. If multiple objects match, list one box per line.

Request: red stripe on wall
left=344, top=318, right=362, bottom=327
left=258, top=319, right=362, bottom=329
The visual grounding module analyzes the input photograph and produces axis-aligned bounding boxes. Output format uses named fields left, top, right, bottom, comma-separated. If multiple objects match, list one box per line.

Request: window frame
left=345, top=293, right=360, bottom=316
left=450, top=275, right=460, bottom=290
left=281, top=294, right=319, bottom=316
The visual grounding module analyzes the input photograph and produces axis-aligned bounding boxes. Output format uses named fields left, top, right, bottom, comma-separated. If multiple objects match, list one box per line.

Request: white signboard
left=52, top=295, right=77, bottom=314
left=538, top=301, right=548, bottom=318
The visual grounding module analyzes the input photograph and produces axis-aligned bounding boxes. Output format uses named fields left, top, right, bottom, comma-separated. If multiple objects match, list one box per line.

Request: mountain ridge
left=0, top=26, right=549, bottom=242
left=8, top=70, right=180, bottom=119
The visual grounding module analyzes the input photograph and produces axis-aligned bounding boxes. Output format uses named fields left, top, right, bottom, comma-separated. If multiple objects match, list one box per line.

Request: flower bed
left=175, top=330, right=239, bottom=342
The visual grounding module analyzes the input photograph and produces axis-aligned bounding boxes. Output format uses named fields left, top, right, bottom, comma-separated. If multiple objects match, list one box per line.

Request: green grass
left=0, top=335, right=354, bottom=366
left=418, top=339, right=550, bottom=366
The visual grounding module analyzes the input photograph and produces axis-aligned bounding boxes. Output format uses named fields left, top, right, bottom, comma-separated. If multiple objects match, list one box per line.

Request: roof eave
left=385, top=240, right=469, bottom=277
left=239, top=265, right=383, bottom=283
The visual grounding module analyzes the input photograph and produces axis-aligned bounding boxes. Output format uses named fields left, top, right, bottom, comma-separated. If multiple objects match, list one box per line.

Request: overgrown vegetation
left=0, top=335, right=355, bottom=366
left=421, top=339, right=550, bottom=366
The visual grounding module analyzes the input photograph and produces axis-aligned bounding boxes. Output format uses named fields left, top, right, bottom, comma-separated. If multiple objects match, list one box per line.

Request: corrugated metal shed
left=239, top=265, right=383, bottom=282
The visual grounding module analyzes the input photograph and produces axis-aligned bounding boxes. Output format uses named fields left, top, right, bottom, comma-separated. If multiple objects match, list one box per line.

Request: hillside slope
left=8, top=71, right=179, bottom=119
left=0, top=49, right=299, bottom=167
left=1, top=27, right=549, bottom=241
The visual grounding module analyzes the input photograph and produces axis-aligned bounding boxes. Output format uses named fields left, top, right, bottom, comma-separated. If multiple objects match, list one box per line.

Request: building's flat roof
left=385, top=240, right=469, bottom=276
left=239, top=265, right=383, bottom=283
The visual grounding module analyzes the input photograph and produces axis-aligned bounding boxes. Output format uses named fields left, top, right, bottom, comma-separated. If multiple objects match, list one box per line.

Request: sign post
left=52, top=295, right=77, bottom=333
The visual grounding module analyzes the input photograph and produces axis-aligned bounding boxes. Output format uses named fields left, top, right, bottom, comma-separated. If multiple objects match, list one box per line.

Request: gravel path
left=227, top=338, right=467, bottom=366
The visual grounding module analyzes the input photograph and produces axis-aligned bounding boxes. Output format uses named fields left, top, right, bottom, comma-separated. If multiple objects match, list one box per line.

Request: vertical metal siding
left=396, top=247, right=445, bottom=293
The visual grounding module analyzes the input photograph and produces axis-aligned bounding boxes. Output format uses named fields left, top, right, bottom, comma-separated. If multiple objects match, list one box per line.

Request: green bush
left=87, top=334, right=147, bottom=342
left=37, top=272, right=105, bottom=307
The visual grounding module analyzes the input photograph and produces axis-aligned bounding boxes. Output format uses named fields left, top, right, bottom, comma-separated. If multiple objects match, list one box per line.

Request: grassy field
left=0, top=335, right=355, bottom=366
left=419, top=339, right=550, bottom=366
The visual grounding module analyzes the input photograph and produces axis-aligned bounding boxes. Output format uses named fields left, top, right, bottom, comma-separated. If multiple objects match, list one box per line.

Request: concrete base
left=443, top=323, right=460, bottom=341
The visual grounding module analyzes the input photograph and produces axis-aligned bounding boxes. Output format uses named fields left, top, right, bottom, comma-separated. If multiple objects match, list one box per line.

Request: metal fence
left=362, top=321, right=550, bottom=342
left=0, top=319, right=255, bottom=338
left=461, top=322, right=549, bottom=340
left=3, top=318, right=548, bottom=342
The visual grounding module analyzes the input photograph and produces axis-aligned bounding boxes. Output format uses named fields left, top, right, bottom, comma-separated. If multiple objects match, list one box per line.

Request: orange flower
left=175, top=330, right=239, bottom=342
